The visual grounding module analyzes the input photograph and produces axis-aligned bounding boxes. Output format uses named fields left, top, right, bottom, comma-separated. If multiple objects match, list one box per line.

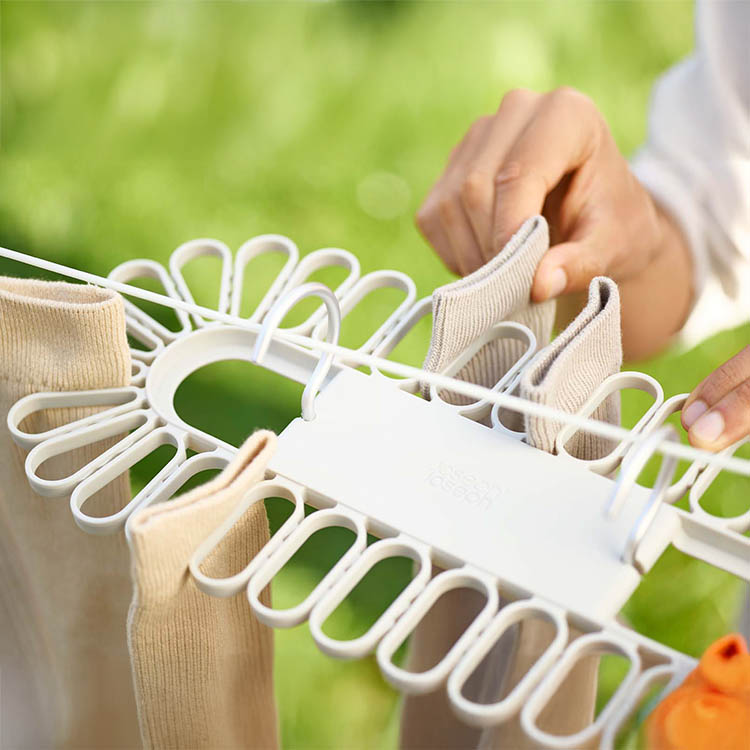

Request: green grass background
left=1, top=2, right=747, bottom=747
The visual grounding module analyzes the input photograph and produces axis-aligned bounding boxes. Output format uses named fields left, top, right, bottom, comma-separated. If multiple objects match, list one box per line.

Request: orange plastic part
left=647, top=634, right=750, bottom=750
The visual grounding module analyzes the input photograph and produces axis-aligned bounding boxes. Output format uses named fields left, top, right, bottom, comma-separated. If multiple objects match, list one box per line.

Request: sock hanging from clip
left=480, top=276, right=623, bottom=749
left=0, top=277, right=139, bottom=749
left=127, top=430, right=279, bottom=750
left=520, top=275, right=622, bottom=458
left=422, top=215, right=555, bottom=403
left=401, top=218, right=556, bottom=750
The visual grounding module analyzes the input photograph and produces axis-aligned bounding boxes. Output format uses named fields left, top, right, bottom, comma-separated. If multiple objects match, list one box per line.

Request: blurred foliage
left=2, top=1, right=746, bottom=748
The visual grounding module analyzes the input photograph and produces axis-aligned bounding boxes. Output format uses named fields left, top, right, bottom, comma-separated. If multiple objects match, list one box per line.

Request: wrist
left=618, top=200, right=695, bottom=361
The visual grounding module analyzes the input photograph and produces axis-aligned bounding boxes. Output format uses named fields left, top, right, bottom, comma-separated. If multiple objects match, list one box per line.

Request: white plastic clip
left=253, top=282, right=342, bottom=421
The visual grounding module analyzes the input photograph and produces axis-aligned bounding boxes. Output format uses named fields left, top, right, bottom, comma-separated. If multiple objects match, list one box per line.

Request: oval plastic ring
left=556, top=372, right=664, bottom=475
left=376, top=566, right=499, bottom=695
left=124, top=446, right=231, bottom=542
left=490, top=374, right=527, bottom=441
left=109, top=258, right=192, bottom=342
left=600, top=663, right=681, bottom=750
left=447, top=598, right=568, bottom=728
left=169, top=238, right=233, bottom=327
left=24, top=409, right=157, bottom=498
left=130, top=359, right=148, bottom=388
left=431, top=322, right=536, bottom=421
left=313, top=270, right=417, bottom=355
left=605, top=425, right=678, bottom=520
left=276, top=248, right=360, bottom=335
left=309, top=536, right=432, bottom=660
left=638, top=393, right=705, bottom=503
left=231, top=234, right=300, bottom=321
left=253, top=282, right=342, bottom=421
left=190, top=479, right=306, bottom=598
left=689, top=436, right=750, bottom=533
left=70, top=427, right=186, bottom=535
left=520, top=632, right=641, bottom=750
left=127, top=315, right=165, bottom=364
left=8, top=386, right=144, bottom=452
left=371, top=296, right=432, bottom=393
left=247, top=506, right=368, bottom=628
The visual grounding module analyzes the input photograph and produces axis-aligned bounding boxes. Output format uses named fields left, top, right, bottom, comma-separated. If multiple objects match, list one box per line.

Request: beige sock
left=402, top=218, right=556, bottom=749
left=422, top=216, right=555, bottom=403
left=520, top=276, right=622, bottom=459
left=126, top=430, right=279, bottom=750
left=0, top=277, right=139, bottom=748
left=481, top=276, right=623, bottom=749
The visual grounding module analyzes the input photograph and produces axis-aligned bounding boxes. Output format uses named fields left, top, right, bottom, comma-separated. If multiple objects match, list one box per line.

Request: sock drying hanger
left=2, top=239, right=749, bottom=748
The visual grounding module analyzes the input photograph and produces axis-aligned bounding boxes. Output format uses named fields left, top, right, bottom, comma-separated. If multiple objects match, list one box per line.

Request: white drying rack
left=1, top=238, right=749, bottom=749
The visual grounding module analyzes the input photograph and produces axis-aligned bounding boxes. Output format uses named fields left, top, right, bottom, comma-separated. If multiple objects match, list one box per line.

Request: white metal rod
left=2, top=245, right=749, bottom=478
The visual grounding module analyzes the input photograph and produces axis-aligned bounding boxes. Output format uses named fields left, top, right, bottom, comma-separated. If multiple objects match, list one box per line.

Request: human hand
left=682, top=347, right=750, bottom=451
left=416, top=87, right=675, bottom=303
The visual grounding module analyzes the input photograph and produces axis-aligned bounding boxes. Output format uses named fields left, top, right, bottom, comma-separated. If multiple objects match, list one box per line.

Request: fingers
left=459, top=89, right=542, bottom=261
left=417, top=86, right=630, bottom=290
left=682, top=346, right=750, bottom=450
left=416, top=116, right=492, bottom=275
left=491, top=87, right=602, bottom=254
left=416, top=90, right=540, bottom=275
left=530, top=226, right=610, bottom=301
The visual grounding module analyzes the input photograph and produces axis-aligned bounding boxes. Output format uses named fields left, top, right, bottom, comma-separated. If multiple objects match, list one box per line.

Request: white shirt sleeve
left=631, top=0, right=750, bottom=349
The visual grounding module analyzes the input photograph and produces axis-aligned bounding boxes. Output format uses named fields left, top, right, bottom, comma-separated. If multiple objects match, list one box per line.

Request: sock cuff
left=0, top=277, right=131, bottom=391
left=127, top=430, right=277, bottom=603
left=423, top=216, right=551, bottom=377
left=521, top=277, right=622, bottom=456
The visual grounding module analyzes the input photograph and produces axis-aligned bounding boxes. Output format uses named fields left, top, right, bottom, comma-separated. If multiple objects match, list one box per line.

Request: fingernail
left=545, top=268, right=567, bottom=299
left=682, top=399, right=708, bottom=428
left=690, top=410, right=725, bottom=445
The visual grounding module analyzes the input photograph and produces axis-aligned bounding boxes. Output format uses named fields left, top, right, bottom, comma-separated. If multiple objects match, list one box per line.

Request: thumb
left=531, top=233, right=612, bottom=303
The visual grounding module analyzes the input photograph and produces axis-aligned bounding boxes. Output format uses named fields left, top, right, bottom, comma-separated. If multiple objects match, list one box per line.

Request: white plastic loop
left=520, top=633, right=641, bottom=749
left=490, top=374, right=527, bottom=441
left=70, top=428, right=186, bottom=534
left=246, top=506, right=368, bottom=628
left=313, top=270, right=417, bottom=354
left=24, top=409, right=157, bottom=498
left=371, top=296, right=432, bottom=392
left=253, top=282, right=342, bottom=421
left=431, top=322, right=536, bottom=420
left=126, top=315, right=165, bottom=363
left=8, top=387, right=144, bottom=451
left=309, top=536, right=431, bottom=660
left=130, top=359, right=147, bottom=387
left=376, top=567, right=499, bottom=695
left=169, top=239, right=233, bottom=327
left=447, top=599, right=568, bottom=728
left=608, top=426, right=680, bottom=571
left=641, top=393, right=705, bottom=503
left=600, top=663, right=681, bottom=750
left=108, top=258, right=192, bottom=341
left=606, top=426, right=679, bottom=520
left=689, top=436, right=750, bottom=533
left=230, top=234, right=299, bottom=321
left=124, top=447, right=232, bottom=542
left=556, top=372, right=664, bottom=475
left=277, top=248, right=360, bottom=334
left=190, top=479, right=305, bottom=598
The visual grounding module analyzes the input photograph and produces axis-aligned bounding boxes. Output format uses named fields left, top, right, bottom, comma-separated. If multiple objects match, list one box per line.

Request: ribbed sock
left=423, top=216, right=555, bottom=403
left=126, top=431, right=279, bottom=750
left=481, top=277, right=623, bottom=748
left=0, top=277, right=139, bottom=748
left=402, top=219, right=556, bottom=749
left=520, top=276, right=622, bottom=458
